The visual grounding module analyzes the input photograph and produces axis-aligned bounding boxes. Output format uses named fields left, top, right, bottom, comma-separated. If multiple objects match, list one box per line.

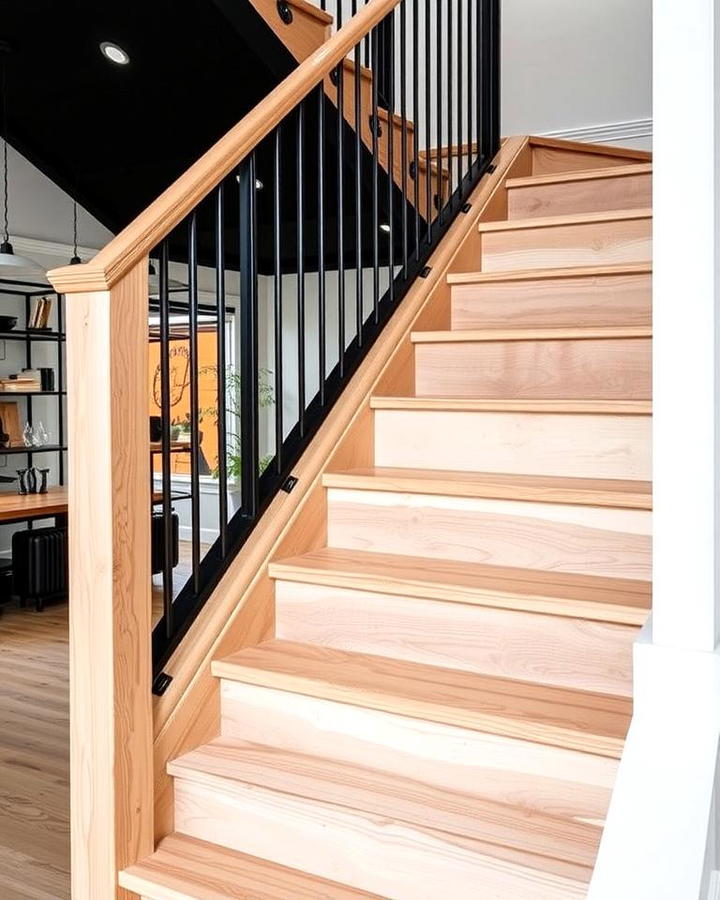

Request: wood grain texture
left=172, top=768, right=590, bottom=899
left=480, top=210, right=652, bottom=272
left=121, top=833, right=378, bottom=899
left=412, top=325, right=652, bottom=342
left=0, top=602, right=70, bottom=900
left=414, top=335, right=651, bottom=399
left=372, top=407, right=652, bottom=479
left=507, top=165, right=651, bottom=219
left=322, top=467, right=652, bottom=509
left=150, top=138, right=530, bottom=799
left=529, top=138, right=651, bottom=176
left=0, top=487, right=68, bottom=522
left=269, top=547, right=651, bottom=625
left=213, top=640, right=632, bottom=757
left=370, top=396, right=653, bottom=413
left=66, top=264, right=153, bottom=899
left=170, top=737, right=602, bottom=869
left=274, top=579, right=637, bottom=695
left=219, top=678, right=619, bottom=824
left=449, top=265, right=651, bottom=330
left=327, top=487, right=652, bottom=580
left=247, top=0, right=331, bottom=64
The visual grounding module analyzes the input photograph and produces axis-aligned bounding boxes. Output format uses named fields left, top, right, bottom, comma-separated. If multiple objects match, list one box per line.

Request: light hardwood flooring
left=0, top=599, right=70, bottom=900
left=0, top=540, right=201, bottom=898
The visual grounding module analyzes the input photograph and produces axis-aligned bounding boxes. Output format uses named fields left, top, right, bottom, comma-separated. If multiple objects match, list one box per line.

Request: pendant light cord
left=2, top=62, right=9, bottom=246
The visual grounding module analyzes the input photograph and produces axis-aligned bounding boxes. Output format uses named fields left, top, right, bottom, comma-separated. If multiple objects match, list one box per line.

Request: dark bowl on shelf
left=0, top=316, right=17, bottom=331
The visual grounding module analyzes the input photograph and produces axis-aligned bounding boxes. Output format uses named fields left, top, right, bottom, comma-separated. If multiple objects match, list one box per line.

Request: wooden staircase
left=121, top=148, right=652, bottom=897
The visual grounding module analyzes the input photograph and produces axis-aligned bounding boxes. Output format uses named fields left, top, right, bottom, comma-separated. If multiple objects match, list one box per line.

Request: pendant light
left=0, top=50, right=44, bottom=279
left=148, top=258, right=186, bottom=295
left=69, top=201, right=81, bottom=265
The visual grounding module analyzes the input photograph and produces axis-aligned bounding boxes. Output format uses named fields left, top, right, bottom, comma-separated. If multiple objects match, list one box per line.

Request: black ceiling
left=1, top=0, right=297, bottom=234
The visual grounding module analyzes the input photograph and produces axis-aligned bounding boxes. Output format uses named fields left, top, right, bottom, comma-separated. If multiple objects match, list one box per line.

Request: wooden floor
left=0, top=542, right=200, bottom=898
left=0, top=599, right=70, bottom=900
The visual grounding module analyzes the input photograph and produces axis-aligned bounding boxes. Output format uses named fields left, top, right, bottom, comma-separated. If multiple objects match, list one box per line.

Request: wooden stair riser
left=480, top=214, right=652, bottom=271
left=326, top=487, right=652, bottom=579
left=529, top=141, right=651, bottom=177
left=450, top=268, right=651, bottom=330
left=171, top=773, right=589, bottom=899
left=373, top=408, right=652, bottom=480
left=218, top=678, right=618, bottom=826
left=507, top=169, right=652, bottom=219
left=413, top=335, right=651, bottom=400
left=274, top=579, right=637, bottom=696
left=121, top=833, right=381, bottom=900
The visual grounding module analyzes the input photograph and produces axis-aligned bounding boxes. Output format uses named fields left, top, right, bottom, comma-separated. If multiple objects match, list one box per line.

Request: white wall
left=502, top=0, right=652, bottom=149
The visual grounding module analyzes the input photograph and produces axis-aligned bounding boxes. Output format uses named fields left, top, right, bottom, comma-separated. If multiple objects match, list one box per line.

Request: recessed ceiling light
left=380, top=223, right=391, bottom=233
left=100, top=41, right=130, bottom=66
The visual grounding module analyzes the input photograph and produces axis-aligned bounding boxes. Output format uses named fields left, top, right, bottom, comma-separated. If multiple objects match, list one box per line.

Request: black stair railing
left=150, top=0, right=500, bottom=679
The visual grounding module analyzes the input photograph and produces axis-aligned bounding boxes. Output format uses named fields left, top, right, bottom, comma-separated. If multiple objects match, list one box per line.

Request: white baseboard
left=178, top=525, right=219, bottom=545
left=539, top=117, right=652, bottom=146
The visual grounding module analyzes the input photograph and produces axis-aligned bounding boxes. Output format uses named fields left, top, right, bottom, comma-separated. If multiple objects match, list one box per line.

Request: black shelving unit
left=0, top=276, right=66, bottom=490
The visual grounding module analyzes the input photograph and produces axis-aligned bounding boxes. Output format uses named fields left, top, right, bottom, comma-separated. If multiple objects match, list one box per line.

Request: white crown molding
left=539, top=117, right=653, bottom=145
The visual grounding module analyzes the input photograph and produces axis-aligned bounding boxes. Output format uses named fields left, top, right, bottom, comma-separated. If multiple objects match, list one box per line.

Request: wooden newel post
left=48, top=259, right=154, bottom=899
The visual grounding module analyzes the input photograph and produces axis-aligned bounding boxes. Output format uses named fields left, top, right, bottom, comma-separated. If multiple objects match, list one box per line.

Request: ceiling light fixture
left=0, top=51, right=44, bottom=280
left=100, top=41, right=130, bottom=66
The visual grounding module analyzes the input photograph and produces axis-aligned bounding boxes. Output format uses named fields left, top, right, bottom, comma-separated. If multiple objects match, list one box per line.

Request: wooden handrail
left=47, top=0, right=401, bottom=295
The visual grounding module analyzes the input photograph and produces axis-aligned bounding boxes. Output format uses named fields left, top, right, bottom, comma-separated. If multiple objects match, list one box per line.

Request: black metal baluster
left=457, top=0, right=463, bottom=191
left=336, top=63, right=346, bottom=375
left=354, top=47, right=364, bottom=347
left=412, top=0, right=420, bottom=257
left=386, top=11, right=395, bottom=303
left=489, top=0, right=500, bottom=156
left=476, top=0, right=483, bottom=165
left=215, top=185, right=228, bottom=557
left=371, top=27, right=380, bottom=321
left=400, top=0, right=408, bottom=275
left=436, top=0, right=443, bottom=222
left=467, top=0, right=474, bottom=179
left=158, top=240, right=174, bottom=638
left=273, top=127, right=284, bottom=471
left=317, top=86, right=327, bottom=404
left=296, top=105, right=306, bottom=437
left=447, top=0, right=453, bottom=207
left=238, top=154, right=259, bottom=519
left=188, top=212, right=201, bottom=593
left=424, top=0, right=432, bottom=241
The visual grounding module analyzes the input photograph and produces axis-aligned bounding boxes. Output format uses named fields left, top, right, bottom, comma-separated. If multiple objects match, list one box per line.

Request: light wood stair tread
left=446, top=261, right=652, bottom=285
left=212, top=640, right=632, bottom=757
left=506, top=163, right=652, bottom=190
left=269, top=547, right=651, bottom=625
left=341, top=57, right=373, bottom=80
left=477, top=207, right=652, bottom=233
left=169, top=737, right=601, bottom=873
left=370, top=396, right=653, bottom=414
left=410, top=325, right=651, bottom=344
left=120, top=832, right=377, bottom=899
left=376, top=106, right=416, bottom=132
left=322, top=467, right=652, bottom=509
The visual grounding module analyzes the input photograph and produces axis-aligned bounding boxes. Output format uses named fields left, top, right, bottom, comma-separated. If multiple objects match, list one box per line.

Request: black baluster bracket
left=277, top=0, right=294, bottom=24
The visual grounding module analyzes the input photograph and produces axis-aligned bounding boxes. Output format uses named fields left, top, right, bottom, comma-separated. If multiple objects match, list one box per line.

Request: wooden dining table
left=0, top=487, right=69, bottom=524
